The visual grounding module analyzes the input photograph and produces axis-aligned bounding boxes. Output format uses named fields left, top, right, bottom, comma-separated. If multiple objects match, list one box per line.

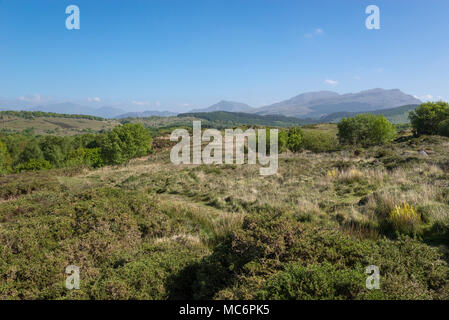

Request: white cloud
left=413, top=94, right=444, bottom=102
left=305, top=28, right=324, bottom=38
left=88, top=97, right=101, bottom=102
left=132, top=100, right=150, bottom=106
left=353, top=75, right=361, bottom=80
left=18, top=93, right=42, bottom=102
left=324, top=79, right=339, bottom=86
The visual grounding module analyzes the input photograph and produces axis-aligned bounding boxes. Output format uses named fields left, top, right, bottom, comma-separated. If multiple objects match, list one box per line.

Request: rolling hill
left=0, top=111, right=119, bottom=135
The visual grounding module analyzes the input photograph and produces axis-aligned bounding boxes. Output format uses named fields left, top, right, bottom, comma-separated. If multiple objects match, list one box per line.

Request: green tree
left=100, top=123, right=152, bottom=165
left=337, top=114, right=396, bottom=147
left=15, top=158, right=51, bottom=171
left=287, top=127, right=304, bottom=152
left=278, top=129, right=288, bottom=153
left=39, top=136, right=71, bottom=167
left=0, top=140, right=8, bottom=173
left=17, top=140, right=44, bottom=164
left=67, top=147, right=103, bottom=168
left=409, top=101, right=449, bottom=135
left=438, top=119, right=449, bottom=137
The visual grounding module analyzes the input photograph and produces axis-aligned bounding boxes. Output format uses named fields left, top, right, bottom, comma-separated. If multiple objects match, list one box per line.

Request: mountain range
left=0, top=88, right=422, bottom=119
left=189, top=100, right=254, bottom=113
left=253, top=88, right=421, bottom=118
left=194, top=89, right=421, bottom=118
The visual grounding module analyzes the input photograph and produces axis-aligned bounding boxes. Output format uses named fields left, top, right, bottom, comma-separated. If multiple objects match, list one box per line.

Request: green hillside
left=178, top=111, right=310, bottom=127
left=318, top=104, right=419, bottom=124
left=0, top=111, right=119, bottom=135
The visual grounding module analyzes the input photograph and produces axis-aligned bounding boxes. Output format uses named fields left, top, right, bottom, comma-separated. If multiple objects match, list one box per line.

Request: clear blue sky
left=1, top=0, right=448, bottom=112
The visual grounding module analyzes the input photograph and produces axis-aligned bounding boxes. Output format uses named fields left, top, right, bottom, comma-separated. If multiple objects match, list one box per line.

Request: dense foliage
left=409, top=101, right=449, bottom=136
left=0, top=123, right=152, bottom=173
left=337, top=114, right=396, bottom=147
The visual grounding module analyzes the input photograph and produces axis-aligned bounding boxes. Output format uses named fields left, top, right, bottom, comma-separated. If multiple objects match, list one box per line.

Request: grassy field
left=0, top=124, right=448, bottom=299
left=0, top=114, right=119, bottom=136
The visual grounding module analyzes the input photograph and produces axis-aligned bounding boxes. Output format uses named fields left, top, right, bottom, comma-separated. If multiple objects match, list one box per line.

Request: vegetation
left=337, top=114, right=396, bottom=147
left=286, top=127, right=304, bottom=152
left=409, top=101, right=449, bottom=136
left=1, top=106, right=449, bottom=300
left=0, top=111, right=118, bottom=136
left=177, top=111, right=309, bottom=128
left=0, top=110, right=105, bottom=121
left=0, top=123, right=152, bottom=173
left=321, top=104, right=419, bottom=124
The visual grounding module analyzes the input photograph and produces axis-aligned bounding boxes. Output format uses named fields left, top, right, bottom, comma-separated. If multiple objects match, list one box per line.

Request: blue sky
left=0, top=0, right=448, bottom=112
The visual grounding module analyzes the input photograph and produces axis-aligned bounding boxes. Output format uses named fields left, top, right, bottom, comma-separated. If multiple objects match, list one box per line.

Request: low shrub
left=389, top=203, right=422, bottom=235
left=302, top=131, right=338, bottom=153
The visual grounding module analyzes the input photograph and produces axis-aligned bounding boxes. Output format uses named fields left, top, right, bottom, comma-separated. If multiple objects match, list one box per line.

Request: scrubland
left=0, top=127, right=448, bottom=299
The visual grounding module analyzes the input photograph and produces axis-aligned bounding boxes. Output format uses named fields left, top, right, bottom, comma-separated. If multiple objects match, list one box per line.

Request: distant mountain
left=255, top=89, right=421, bottom=118
left=318, top=104, right=419, bottom=124
left=115, top=110, right=178, bottom=118
left=190, top=100, right=254, bottom=113
left=179, top=104, right=419, bottom=128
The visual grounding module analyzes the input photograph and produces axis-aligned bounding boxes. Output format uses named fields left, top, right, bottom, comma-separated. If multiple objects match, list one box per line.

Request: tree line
left=0, top=123, right=152, bottom=173
left=0, top=110, right=105, bottom=121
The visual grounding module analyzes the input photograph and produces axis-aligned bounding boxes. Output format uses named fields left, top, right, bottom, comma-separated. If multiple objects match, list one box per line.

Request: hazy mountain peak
left=256, top=88, right=422, bottom=118
left=190, top=100, right=254, bottom=113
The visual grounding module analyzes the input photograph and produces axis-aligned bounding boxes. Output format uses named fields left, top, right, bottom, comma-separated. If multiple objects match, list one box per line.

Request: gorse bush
left=337, top=114, right=396, bottom=147
left=409, top=101, right=449, bottom=135
left=180, top=209, right=449, bottom=300
left=256, top=263, right=366, bottom=300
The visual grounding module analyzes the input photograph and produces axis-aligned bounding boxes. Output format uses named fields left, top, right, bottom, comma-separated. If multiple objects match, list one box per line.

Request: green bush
left=256, top=263, right=366, bottom=300
left=437, top=118, right=449, bottom=137
left=15, top=158, right=52, bottom=171
left=278, top=129, right=288, bottom=153
left=409, top=101, right=449, bottom=135
left=0, top=140, right=7, bottom=173
left=100, top=123, right=152, bottom=165
left=185, top=209, right=449, bottom=300
left=39, top=136, right=71, bottom=168
left=287, top=127, right=304, bottom=152
left=67, top=147, right=103, bottom=168
left=302, top=131, right=338, bottom=153
left=338, top=114, right=396, bottom=147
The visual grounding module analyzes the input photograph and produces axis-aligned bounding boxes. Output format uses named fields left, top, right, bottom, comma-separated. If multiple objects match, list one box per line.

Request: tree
left=337, top=114, right=396, bottom=147
left=0, top=140, right=8, bottom=173
left=287, top=127, right=304, bottom=152
left=67, top=147, right=103, bottom=168
left=39, top=135, right=71, bottom=167
left=278, top=129, right=288, bottom=153
left=100, top=123, right=152, bottom=165
left=17, top=140, right=44, bottom=164
left=409, top=101, right=449, bottom=135
left=438, top=119, right=449, bottom=137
